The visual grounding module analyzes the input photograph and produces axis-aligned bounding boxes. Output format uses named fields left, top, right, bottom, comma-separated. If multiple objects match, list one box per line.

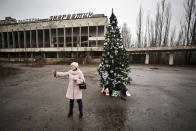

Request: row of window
left=0, top=26, right=105, bottom=48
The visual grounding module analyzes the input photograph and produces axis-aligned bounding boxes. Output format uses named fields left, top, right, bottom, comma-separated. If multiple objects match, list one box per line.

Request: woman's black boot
left=79, top=112, right=83, bottom=118
left=67, top=112, right=73, bottom=117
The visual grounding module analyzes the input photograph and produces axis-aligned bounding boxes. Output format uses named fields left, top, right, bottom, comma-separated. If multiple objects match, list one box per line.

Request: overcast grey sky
left=0, top=0, right=184, bottom=39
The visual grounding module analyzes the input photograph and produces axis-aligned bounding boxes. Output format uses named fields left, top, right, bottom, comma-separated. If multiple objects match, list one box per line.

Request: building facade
left=0, top=13, right=107, bottom=63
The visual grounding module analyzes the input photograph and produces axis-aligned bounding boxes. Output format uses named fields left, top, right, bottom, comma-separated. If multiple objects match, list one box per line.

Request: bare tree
left=158, top=0, right=172, bottom=46
left=184, top=0, right=196, bottom=46
left=144, top=12, right=151, bottom=47
left=152, top=0, right=171, bottom=47
left=191, top=15, right=196, bottom=45
left=176, top=30, right=184, bottom=46
left=154, top=2, right=160, bottom=47
left=163, top=3, right=171, bottom=47
left=121, top=23, right=132, bottom=48
left=158, top=0, right=166, bottom=46
left=169, top=27, right=176, bottom=46
left=136, top=5, right=143, bottom=48
left=147, top=13, right=151, bottom=47
left=177, top=21, right=186, bottom=46
left=150, top=20, right=155, bottom=47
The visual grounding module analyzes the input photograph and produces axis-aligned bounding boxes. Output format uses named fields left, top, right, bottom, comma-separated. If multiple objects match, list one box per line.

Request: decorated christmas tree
left=98, top=9, right=131, bottom=97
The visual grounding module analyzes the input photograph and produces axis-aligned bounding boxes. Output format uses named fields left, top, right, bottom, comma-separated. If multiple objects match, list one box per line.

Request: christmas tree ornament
left=112, top=92, right=118, bottom=97
left=103, top=88, right=110, bottom=96
left=112, top=90, right=121, bottom=97
left=126, top=91, right=131, bottom=97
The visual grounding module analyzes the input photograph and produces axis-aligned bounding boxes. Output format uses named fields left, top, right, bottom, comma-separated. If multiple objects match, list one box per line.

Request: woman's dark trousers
left=69, top=99, right=83, bottom=115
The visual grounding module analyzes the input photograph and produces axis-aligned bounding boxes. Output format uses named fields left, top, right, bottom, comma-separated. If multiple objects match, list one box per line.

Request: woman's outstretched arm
left=52, top=70, right=69, bottom=77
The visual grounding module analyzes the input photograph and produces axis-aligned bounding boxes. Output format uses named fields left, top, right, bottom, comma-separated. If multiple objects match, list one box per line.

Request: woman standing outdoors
left=52, top=62, right=85, bottom=118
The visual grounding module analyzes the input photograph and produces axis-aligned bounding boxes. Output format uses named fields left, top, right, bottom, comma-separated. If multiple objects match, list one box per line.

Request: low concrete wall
left=149, top=52, right=169, bottom=65
left=173, top=52, right=186, bottom=65
left=190, top=51, right=196, bottom=64
left=129, top=51, right=196, bottom=65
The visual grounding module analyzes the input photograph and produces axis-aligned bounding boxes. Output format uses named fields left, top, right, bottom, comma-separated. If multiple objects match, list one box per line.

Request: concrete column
left=24, top=30, right=26, bottom=48
left=18, top=31, right=20, bottom=48
left=79, top=26, right=81, bottom=47
left=12, top=31, right=15, bottom=48
left=145, top=53, right=150, bottom=64
left=71, top=52, right=74, bottom=58
left=104, top=25, right=107, bottom=36
left=30, top=29, right=32, bottom=48
left=96, top=26, right=98, bottom=47
left=8, top=53, right=10, bottom=61
left=7, top=32, right=10, bottom=48
left=0, top=33, right=1, bottom=48
left=49, top=28, right=52, bottom=47
left=36, top=28, right=38, bottom=48
left=130, top=55, right=133, bottom=63
left=88, top=25, right=89, bottom=47
left=19, top=53, right=21, bottom=62
left=169, top=53, right=174, bottom=65
left=43, top=52, right=46, bottom=58
left=71, top=27, right=73, bottom=47
left=31, top=52, right=33, bottom=59
left=1, top=32, right=5, bottom=48
left=57, top=52, right=59, bottom=58
left=85, top=52, right=90, bottom=64
left=86, top=52, right=90, bottom=57
left=42, top=29, right=45, bottom=47
left=104, top=25, right=106, bottom=36
left=30, top=53, right=33, bottom=62
left=0, top=32, right=3, bottom=48
left=56, top=28, right=58, bottom=47
left=64, top=27, right=66, bottom=47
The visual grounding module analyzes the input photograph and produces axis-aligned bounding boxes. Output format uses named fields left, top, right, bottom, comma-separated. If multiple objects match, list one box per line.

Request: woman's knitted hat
left=70, top=62, right=79, bottom=68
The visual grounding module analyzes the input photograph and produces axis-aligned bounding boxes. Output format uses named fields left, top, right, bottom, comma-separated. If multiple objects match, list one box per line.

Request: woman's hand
left=72, top=77, right=78, bottom=82
left=52, top=70, right=56, bottom=77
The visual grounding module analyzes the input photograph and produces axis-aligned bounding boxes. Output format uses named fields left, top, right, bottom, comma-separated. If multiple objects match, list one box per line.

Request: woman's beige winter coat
left=56, top=69, right=85, bottom=99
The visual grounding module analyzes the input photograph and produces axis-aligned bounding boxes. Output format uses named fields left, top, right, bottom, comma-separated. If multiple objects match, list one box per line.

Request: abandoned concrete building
left=0, top=13, right=107, bottom=63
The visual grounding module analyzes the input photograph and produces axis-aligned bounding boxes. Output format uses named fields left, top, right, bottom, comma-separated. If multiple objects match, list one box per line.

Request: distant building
left=0, top=17, right=17, bottom=25
left=0, top=13, right=107, bottom=63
